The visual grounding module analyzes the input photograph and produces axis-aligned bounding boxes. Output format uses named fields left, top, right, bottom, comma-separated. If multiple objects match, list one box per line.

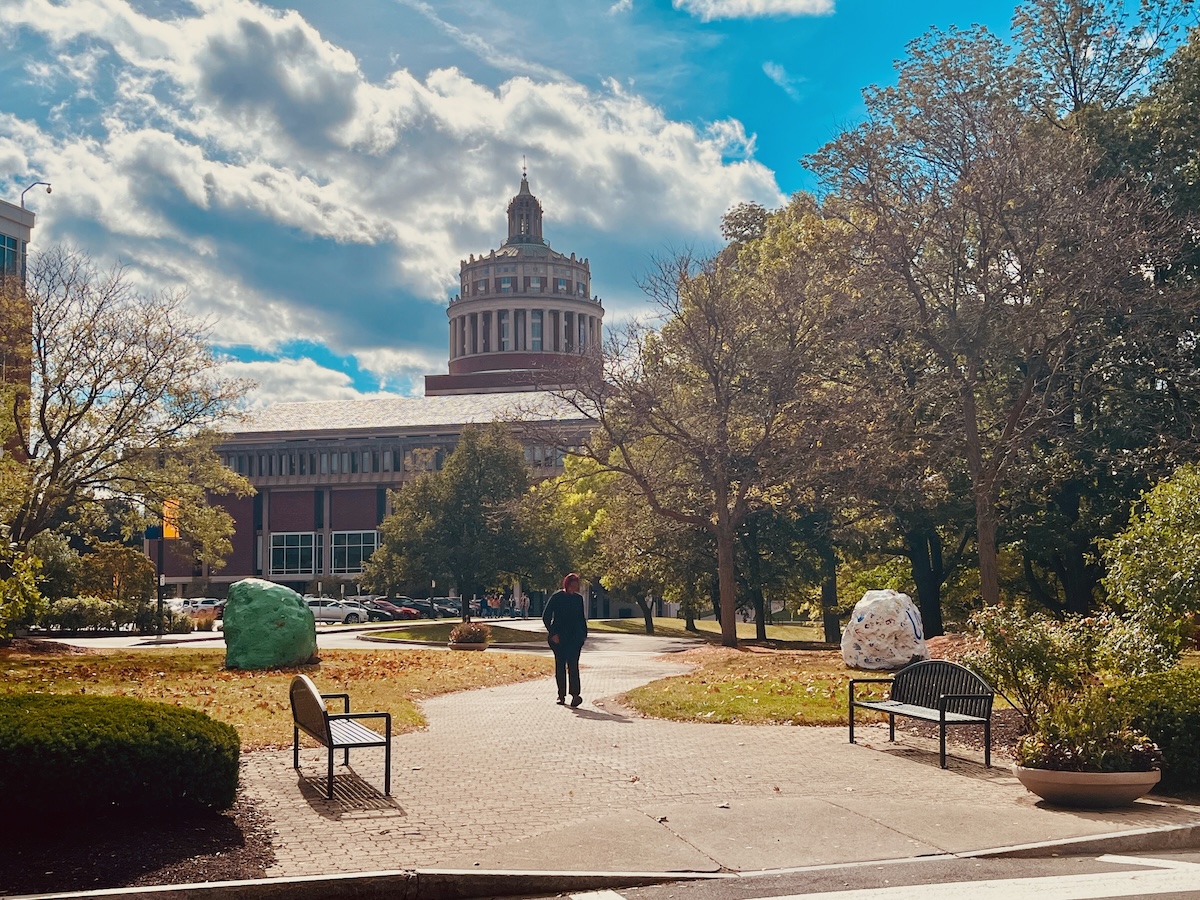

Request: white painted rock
left=840, top=589, right=928, bottom=670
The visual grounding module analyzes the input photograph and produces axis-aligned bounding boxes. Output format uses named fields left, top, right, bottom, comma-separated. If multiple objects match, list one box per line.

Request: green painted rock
left=223, top=579, right=317, bottom=670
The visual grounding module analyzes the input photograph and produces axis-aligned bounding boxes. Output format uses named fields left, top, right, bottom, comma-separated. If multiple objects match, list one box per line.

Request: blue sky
left=0, top=0, right=1018, bottom=406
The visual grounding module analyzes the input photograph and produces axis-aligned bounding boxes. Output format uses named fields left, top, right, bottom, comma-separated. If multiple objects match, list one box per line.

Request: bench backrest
left=891, top=660, right=993, bottom=718
left=290, top=674, right=331, bottom=745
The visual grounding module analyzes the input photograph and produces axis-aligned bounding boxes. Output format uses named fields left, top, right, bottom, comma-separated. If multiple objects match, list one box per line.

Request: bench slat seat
left=852, top=699, right=988, bottom=725
left=848, top=659, right=994, bottom=768
left=290, top=674, right=391, bottom=799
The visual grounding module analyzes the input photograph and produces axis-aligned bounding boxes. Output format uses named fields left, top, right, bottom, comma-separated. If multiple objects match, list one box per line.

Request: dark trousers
left=551, top=642, right=582, bottom=699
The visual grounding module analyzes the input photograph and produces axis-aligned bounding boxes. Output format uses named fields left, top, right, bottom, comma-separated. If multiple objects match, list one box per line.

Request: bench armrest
left=321, top=692, right=351, bottom=713
left=328, top=711, right=392, bottom=735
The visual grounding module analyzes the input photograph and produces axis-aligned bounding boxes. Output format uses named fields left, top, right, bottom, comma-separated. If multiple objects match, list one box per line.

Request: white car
left=306, top=598, right=366, bottom=624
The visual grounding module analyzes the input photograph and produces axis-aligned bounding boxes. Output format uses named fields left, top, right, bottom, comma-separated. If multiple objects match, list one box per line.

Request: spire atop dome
left=506, top=166, right=543, bottom=245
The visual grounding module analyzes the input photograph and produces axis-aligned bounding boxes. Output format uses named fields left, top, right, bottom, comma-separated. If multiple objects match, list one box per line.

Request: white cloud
left=220, top=358, right=402, bottom=407
left=763, top=60, right=804, bottom=101
left=674, top=0, right=833, bottom=21
left=609, top=0, right=634, bottom=13
left=2, top=0, right=785, bottom=406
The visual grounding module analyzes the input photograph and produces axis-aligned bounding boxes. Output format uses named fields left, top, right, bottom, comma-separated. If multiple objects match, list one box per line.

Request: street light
left=20, top=182, right=51, bottom=208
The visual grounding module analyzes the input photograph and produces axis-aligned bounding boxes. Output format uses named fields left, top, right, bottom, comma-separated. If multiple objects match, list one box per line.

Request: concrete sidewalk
left=235, top=638, right=1200, bottom=885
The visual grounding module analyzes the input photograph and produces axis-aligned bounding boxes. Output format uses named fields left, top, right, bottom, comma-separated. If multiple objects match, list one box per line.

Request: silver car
left=305, top=598, right=365, bottom=624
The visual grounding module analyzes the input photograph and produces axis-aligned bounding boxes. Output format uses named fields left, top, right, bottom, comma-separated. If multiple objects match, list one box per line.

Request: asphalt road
left=559, top=851, right=1200, bottom=900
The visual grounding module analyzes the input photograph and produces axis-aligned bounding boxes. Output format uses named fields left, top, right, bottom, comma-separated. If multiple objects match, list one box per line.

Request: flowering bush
left=1015, top=690, right=1162, bottom=773
left=449, top=621, right=491, bottom=644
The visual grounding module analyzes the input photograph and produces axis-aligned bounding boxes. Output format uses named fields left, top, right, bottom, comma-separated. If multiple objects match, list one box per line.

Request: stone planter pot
left=1013, top=765, right=1160, bottom=808
left=448, top=641, right=488, bottom=651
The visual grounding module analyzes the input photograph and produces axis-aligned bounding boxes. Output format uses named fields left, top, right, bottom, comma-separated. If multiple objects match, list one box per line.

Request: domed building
left=425, top=172, right=604, bottom=395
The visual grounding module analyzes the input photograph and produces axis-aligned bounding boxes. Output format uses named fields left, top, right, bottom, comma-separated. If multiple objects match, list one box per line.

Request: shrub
left=1015, top=689, right=1162, bottom=773
left=962, top=603, right=1092, bottom=727
left=0, top=694, right=240, bottom=822
left=42, top=596, right=117, bottom=634
left=963, top=604, right=1178, bottom=728
left=1110, top=668, right=1200, bottom=790
left=449, top=621, right=491, bottom=643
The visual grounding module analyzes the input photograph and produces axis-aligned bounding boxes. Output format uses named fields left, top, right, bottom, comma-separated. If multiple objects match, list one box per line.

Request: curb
left=7, top=867, right=730, bottom=900
left=964, top=820, right=1200, bottom=859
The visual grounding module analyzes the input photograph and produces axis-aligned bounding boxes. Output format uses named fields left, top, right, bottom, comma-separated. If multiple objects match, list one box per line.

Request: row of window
left=226, top=446, right=451, bottom=478
left=467, top=276, right=587, bottom=297
left=269, top=531, right=378, bottom=576
left=453, top=308, right=598, bottom=356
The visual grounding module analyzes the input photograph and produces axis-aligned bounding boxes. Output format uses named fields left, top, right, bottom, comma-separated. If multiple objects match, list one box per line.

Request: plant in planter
left=1013, top=689, right=1163, bottom=808
left=448, top=621, right=491, bottom=650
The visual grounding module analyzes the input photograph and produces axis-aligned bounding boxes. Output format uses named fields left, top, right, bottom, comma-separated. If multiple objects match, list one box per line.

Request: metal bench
left=289, top=674, right=391, bottom=799
left=848, top=659, right=994, bottom=768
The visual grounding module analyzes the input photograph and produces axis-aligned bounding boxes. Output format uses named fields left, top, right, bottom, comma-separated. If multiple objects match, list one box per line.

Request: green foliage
left=41, top=595, right=117, bottom=633
left=363, top=424, right=533, bottom=603
left=27, top=531, right=80, bottom=601
left=0, top=693, right=240, bottom=821
left=1015, top=689, right=1162, bottom=773
left=76, top=541, right=156, bottom=604
left=0, top=547, right=46, bottom=639
left=1102, top=463, right=1200, bottom=644
left=965, top=603, right=1179, bottom=728
left=1111, top=668, right=1200, bottom=789
left=448, top=621, right=490, bottom=644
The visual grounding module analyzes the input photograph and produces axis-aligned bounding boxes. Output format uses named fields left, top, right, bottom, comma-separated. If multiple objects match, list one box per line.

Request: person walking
left=543, top=572, right=588, bottom=707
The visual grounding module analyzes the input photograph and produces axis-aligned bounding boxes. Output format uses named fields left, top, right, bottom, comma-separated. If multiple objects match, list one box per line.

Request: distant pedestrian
left=543, top=572, right=588, bottom=708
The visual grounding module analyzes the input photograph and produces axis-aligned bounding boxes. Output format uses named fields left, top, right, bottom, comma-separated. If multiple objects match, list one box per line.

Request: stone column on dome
left=490, top=308, right=499, bottom=354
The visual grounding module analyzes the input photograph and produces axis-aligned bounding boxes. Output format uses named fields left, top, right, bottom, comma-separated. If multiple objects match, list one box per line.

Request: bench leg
left=384, top=722, right=392, bottom=796
left=848, top=698, right=856, bottom=744
left=888, top=714, right=895, bottom=742
left=327, top=748, right=335, bottom=800
left=940, top=724, right=947, bottom=769
left=293, top=726, right=300, bottom=770
left=984, top=719, right=991, bottom=768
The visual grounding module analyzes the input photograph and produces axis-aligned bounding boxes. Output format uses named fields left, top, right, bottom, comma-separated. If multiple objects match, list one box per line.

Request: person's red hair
left=563, top=572, right=581, bottom=591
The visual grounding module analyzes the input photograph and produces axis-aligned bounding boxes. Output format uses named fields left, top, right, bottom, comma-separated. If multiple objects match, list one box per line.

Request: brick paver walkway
left=239, top=639, right=1197, bottom=878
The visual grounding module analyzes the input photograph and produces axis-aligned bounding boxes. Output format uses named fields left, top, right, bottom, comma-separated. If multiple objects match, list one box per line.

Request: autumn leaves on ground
left=0, top=642, right=862, bottom=747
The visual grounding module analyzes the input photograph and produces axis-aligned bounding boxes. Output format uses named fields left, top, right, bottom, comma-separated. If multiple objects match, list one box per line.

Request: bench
left=848, top=659, right=994, bottom=768
left=289, top=674, right=391, bottom=799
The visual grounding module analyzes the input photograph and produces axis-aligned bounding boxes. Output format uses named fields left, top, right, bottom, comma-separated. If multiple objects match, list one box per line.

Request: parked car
left=403, top=599, right=443, bottom=619
left=306, top=598, right=366, bottom=624
left=340, top=600, right=374, bottom=621
left=359, top=599, right=397, bottom=621
left=364, top=598, right=419, bottom=620
left=182, top=597, right=225, bottom=617
left=429, top=597, right=460, bottom=617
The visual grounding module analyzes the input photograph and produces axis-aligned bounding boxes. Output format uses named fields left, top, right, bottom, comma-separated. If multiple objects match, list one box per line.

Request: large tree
left=0, top=246, right=251, bottom=561
left=363, top=423, right=533, bottom=617
left=554, top=239, right=842, bottom=647
left=809, top=26, right=1181, bottom=607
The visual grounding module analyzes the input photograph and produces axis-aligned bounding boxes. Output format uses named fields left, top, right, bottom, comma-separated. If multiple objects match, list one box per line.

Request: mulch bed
left=0, top=794, right=275, bottom=895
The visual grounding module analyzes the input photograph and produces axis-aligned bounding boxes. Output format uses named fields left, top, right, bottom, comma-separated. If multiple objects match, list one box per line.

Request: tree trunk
left=904, top=525, right=945, bottom=638
left=715, top=521, right=739, bottom=648
left=636, top=597, right=655, bottom=634
left=962, top=386, right=1001, bottom=604
left=809, top=512, right=840, bottom=643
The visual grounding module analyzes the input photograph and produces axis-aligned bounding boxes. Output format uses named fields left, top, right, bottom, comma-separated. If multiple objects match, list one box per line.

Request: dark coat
left=542, top=589, right=588, bottom=649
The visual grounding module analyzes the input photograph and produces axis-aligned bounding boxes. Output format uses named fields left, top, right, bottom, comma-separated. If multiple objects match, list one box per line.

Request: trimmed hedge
left=0, top=694, right=240, bottom=820
left=1111, top=668, right=1200, bottom=791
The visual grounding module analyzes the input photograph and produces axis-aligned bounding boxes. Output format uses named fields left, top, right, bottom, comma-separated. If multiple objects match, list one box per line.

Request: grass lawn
left=0, top=646, right=551, bottom=750
left=589, top=616, right=826, bottom=644
left=371, top=622, right=546, bottom=643
left=621, top=644, right=865, bottom=726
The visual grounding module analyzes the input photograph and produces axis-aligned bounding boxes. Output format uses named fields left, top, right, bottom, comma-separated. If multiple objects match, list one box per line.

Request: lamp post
left=20, top=182, right=51, bottom=208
